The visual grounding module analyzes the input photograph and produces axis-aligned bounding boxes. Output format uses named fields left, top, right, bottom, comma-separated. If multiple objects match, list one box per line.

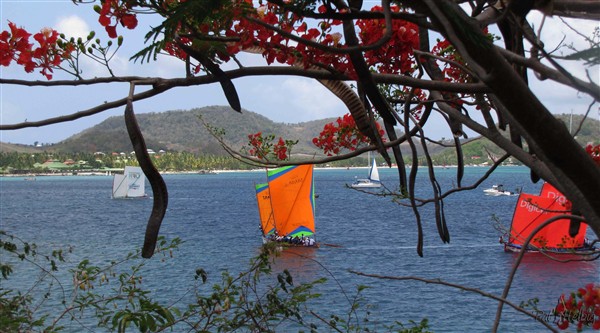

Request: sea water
left=1, top=166, right=598, bottom=332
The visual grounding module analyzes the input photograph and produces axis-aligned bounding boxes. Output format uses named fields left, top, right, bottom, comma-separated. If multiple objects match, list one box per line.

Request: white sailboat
left=112, top=166, right=146, bottom=198
left=351, top=158, right=381, bottom=188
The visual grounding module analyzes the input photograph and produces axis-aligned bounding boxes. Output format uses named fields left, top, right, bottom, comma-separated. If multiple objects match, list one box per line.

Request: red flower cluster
left=222, top=2, right=348, bottom=73
left=356, top=6, right=419, bottom=75
left=430, top=39, right=466, bottom=83
left=312, top=113, right=385, bottom=155
left=273, top=137, right=289, bottom=161
left=96, top=0, right=138, bottom=38
left=221, top=3, right=421, bottom=79
left=430, top=28, right=491, bottom=84
left=0, top=22, right=74, bottom=79
left=554, top=283, right=600, bottom=331
left=585, top=143, right=600, bottom=167
left=246, top=132, right=296, bottom=161
left=247, top=132, right=269, bottom=160
left=3, top=1, right=426, bottom=82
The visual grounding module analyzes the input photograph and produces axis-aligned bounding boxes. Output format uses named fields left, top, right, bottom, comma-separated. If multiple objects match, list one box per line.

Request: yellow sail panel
left=267, top=165, right=315, bottom=238
left=255, top=183, right=275, bottom=236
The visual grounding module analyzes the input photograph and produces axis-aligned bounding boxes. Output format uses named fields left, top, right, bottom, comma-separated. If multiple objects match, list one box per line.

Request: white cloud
left=52, top=15, right=144, bottom=78
left=281, top=78, right=346, bottom=121
left=149, top=55, right=188, bottom=78
left=238, top=77, right=347, bottom=123
left=55, top=15, right=90, bottom=39
left=524, top=13, right=599, bottom=117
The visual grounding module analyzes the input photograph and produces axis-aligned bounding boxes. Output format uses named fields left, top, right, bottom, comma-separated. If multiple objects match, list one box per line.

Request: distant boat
left=483, top=184, right=518, bottom=196
left=501, top=182, right=596, bottom=254
left=112, top=166, right=146, bottom=199
left=351, top=158, right=381, bottom=188
left=255, top=164, right=317, bottom=247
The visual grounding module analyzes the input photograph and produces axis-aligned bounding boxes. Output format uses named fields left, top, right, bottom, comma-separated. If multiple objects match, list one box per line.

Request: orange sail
left=267, top=165, right=315, bottom=238
left=255, top=183, right=275, bottom=236
left=509, top=192, right=587, bottom=250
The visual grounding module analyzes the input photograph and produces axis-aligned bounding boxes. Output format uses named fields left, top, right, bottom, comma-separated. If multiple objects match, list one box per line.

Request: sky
left=0, top=0, right=598, bottom=146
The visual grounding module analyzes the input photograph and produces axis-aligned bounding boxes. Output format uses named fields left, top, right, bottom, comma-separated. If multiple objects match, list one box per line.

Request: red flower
left=554, top=284, right=600, bottom=331
left=313, top=113, right=385, bottom=155
left=273, top=138, right=288, bottom=160
left=557, top=319, right=569, bottom=330
left=585, top=144, right=600, bottom=166
left=106, top=25, right=118, bottom=39
left=120, top=14, right=138, bottom=29
left=96, top=0, right=137, bottom=38
left=1, top=22, right=75, bottom=79
left=245, top=132, right=296, bottom=161
left=98, top=14, right=111, bottom=27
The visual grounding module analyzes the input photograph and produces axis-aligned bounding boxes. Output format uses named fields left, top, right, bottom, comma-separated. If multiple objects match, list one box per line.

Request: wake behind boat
left=255, top=164, right=318, bottom=247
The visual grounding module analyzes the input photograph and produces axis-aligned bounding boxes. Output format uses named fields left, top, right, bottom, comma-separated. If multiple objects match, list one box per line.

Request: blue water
left=1, top=167, right=598, bottom=332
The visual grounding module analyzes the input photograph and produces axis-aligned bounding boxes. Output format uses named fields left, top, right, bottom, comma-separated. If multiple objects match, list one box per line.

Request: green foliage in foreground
left=0, top=230, right=431, bottom=332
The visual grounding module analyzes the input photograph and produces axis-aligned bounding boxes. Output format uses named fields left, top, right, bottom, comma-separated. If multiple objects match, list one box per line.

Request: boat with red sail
left=501, top=182, right=596, bottom=254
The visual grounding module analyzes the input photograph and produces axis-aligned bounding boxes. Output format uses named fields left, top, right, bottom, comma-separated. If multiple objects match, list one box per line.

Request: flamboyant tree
left=1, top=0, right=599, bottom=261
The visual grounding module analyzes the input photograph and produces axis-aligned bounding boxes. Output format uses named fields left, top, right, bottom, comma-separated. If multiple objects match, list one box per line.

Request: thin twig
left=348, top=270, right=559, bottom=332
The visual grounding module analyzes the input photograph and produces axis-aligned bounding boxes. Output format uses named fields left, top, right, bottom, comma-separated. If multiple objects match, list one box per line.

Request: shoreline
left=0, top=164, right=514, bottom=178
left=0, top=167, right=355, bottom=178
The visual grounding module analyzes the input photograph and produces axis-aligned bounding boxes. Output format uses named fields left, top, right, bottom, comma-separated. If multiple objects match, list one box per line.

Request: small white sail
left=112, top=166, right=146, bottom=198
left=368, top=159, right=380, bottom=182
left=112, top=174, right=128, bottom=198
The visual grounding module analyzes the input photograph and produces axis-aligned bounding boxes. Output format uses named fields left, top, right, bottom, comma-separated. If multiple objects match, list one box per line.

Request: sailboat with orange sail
left=501, top=182, right=596, bottom=253
left=255, top=164, right=317, bottom=247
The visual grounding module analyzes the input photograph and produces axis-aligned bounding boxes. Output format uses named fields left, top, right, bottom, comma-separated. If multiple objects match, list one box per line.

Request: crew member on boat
left=266, top=231, right=316, bottom=246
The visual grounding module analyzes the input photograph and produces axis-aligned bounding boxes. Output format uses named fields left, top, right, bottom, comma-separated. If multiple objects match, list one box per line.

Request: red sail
left=509, top=192, right=587, bottom=249
left=539, top=182, right=567, bottom=205
left=539, top=183, right=588, bottom=246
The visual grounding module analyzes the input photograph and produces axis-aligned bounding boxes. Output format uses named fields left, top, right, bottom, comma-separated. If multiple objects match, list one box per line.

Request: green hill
left=432, top=113, right=599, bottom=166
left=49, top=106, right=338, bottom=155
left=3, top=109, right=597, bottom=165
left=0, top=142, right=44, bottom=153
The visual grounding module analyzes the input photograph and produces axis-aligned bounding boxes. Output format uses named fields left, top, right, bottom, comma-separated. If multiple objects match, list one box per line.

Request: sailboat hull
left=350, top=180, right=381, bottom=188
left=502, top=242, right=597, bottom=255
left=262, top=236, right=320, bottom=247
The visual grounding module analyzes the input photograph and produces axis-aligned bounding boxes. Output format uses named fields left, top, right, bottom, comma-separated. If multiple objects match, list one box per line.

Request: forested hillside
left=51, top=106, right=337, bottom=154
left=428, top=113, right=599, bottom=166
left=2, top=108, right=597, bottom=163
